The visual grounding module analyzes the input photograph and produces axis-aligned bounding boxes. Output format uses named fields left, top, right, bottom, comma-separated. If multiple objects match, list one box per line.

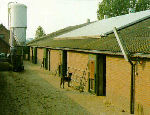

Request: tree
left=35, top=26, right=46, bottom=39
left=97, top=0, right=150, bottom=20
left=136, top=0, right=150, bottom=11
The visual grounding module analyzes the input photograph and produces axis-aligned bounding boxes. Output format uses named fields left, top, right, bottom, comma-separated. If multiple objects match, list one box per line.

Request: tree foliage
left=97, top=0, right=150, bottom=20
left=35, top=26, right=46, bottom=39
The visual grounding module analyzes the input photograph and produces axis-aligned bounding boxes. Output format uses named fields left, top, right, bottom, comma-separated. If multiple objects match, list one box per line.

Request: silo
left=8, top=3, right=27, bottom=46
left=8, top=2, right=27, bottom=71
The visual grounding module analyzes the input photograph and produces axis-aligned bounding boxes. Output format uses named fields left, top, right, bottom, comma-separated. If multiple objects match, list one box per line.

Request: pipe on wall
left=113, top=27, right=136, bottom=114
left=129, top=60, right=136, bottom=114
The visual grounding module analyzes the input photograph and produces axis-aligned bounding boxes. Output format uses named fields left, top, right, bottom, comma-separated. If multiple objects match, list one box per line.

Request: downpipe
left=113, top=27, right=136, bottom=114
left=129, top=60, right=136, bottom=114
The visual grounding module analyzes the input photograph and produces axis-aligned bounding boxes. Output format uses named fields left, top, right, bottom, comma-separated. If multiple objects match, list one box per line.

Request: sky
left=0, top=0, right=102, bottom=39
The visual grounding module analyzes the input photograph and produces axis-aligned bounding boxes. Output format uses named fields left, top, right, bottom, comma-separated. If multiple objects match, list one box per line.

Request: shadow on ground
left=0, top=62, right=12, bottom=71
left=0, top=72, right=19, bottom=115
left=0, top=63, right=91, bottom=115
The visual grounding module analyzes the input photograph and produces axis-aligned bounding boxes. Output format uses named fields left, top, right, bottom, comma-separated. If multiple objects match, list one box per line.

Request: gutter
left=113, top=27, right=135, bottom=114
left=28, top=45, right=150, bottom=59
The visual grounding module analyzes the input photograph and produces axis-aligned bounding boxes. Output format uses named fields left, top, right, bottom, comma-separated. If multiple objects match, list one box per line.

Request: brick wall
left=106, top=56, right=131, bottom=112
left=135, top=60, right=150, bottom=115
left=0, top=41, right=9, bottom=53
left=37, top=48, right=44, bottom=65
left=67, top=51, right=89, bottom=91
left=106, top=56, right=150, bottom=114
left=0, top=27, right=10, bottom=53
left=0, top=27, right=9, bottom=43
left=50, top=49, right=62, bottom=74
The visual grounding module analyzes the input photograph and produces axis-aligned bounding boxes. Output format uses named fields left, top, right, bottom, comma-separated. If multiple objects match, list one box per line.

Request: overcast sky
left=0, top=0, right=102, bottom=39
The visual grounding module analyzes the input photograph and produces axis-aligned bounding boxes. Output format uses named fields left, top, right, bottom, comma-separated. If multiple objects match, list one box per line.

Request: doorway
left=62, top=50, right=67, bottom=77
left=48, top=50, right=51, bottom=71
left=89, top=60, right=95, bottom=92
left=96, top=55, right=106, bottom=96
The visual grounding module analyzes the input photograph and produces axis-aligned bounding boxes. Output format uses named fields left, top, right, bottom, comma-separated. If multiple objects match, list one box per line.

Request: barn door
left=89, top=60, right=95, bottom=91
left=62, top=50, right=67, bottom=77
left=44, top=48, right=48, bottom=70
left=48, top=50, right=51, bottom=71
left=31, top=47, right=33, bottom=62
left=28, top=46, right=30, bottom=60
left=96, top=55, right=106, bottom=96
left=33, top=47, right=37, bottom=64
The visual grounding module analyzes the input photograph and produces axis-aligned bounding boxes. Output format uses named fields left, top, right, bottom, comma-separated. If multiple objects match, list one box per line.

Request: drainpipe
left=113, top=27, right=135, bottom=114
left=129, top=60, right=136, bottom=114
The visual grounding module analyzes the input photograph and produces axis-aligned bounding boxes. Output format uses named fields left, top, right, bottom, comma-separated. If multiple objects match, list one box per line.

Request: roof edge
left=54, top=35, right=100, bottom=40
left=28, top=45, right=150, bottom=59
left=106, top=15, right=150, bottom=35
left=27, top=21, right=95, bottom=45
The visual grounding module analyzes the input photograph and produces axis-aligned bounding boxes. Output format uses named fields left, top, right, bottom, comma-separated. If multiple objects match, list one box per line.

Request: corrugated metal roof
left=56, top=10, right=150, bottom=38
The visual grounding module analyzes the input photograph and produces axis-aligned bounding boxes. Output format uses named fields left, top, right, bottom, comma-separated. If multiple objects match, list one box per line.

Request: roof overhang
left=29, top=45, right=150, bottom=59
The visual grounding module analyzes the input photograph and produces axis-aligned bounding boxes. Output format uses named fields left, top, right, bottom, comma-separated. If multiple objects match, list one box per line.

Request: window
left=0, top=34, right=4, bottom=39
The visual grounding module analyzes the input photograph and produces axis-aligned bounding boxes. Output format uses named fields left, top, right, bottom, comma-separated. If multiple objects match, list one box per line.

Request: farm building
left=28, top=10, right=150, bottom=114
left=0, top=24, right=10, bottom=53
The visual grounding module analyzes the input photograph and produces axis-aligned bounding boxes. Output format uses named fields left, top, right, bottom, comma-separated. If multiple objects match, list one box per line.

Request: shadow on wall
left=137, top=103, right=144, bottom=115
left=135, top=60, right=147, bottom=75
left=141, top=61, right=146, bottom=70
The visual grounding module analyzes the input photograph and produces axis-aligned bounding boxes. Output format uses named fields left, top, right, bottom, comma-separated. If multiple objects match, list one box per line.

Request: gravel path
left=0, top=62, right=91, bottom=115
left=0, top=61, right=131, bottom=115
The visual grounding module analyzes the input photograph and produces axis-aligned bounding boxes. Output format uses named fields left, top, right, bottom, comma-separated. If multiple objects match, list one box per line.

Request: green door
left=43, top=48, right=48, bottom=70
left=62, top=50, right=67, bottom=77
left=33, top=47, right=37, bottom=64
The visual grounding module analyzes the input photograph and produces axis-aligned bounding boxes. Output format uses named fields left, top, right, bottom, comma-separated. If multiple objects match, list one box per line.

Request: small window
left=0, top=34, right=4, bottom=39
